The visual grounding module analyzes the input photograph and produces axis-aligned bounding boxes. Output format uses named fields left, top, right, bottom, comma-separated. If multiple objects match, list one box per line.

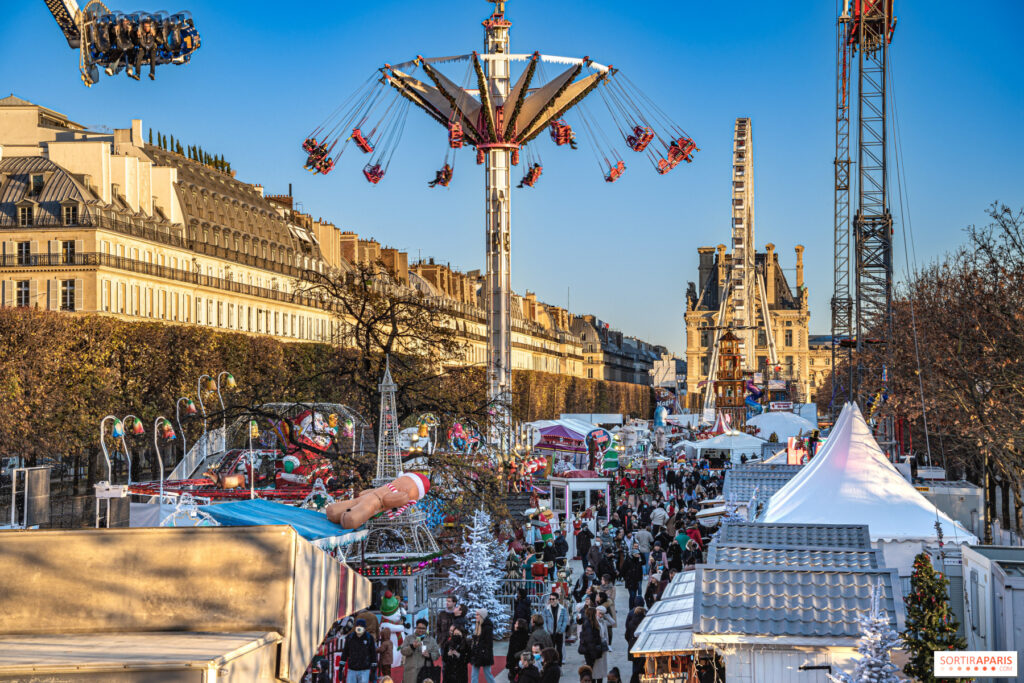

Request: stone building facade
left=807, top=334, right=834, bottom=397
left=571, top=315, right=663, bottom=384
left=0, top=96, right=662, bottom=381
left=684, top=242, right=811, bottom=409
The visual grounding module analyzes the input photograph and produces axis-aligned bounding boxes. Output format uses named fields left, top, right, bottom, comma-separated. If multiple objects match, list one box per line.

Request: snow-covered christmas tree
left=829, top=580, right=902, bottom=683
left=446, top=507, right=511, bottom=637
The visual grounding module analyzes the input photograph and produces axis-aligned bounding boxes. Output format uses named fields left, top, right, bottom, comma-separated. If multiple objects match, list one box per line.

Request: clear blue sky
left=3, top=0, right=1022, bottom=355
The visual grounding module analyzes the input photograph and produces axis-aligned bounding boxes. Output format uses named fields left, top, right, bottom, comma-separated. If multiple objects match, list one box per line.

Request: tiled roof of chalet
left=0, top=156, right=97, bottom=227
left=713, top=521, right=872, bottom=550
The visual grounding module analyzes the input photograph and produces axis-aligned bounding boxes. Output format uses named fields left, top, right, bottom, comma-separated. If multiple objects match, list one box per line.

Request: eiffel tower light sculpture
left=347, top=358, right=440, bottom=564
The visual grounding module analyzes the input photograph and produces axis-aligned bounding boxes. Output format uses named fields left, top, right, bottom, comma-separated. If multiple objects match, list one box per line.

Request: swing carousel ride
left=301, top=0, right=698, bottom=450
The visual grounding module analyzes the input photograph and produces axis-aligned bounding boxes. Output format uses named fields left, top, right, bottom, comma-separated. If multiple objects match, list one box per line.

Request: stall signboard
left=770, top=401, right=794, bottom=411
left=767, top=380, right=787, bottom=391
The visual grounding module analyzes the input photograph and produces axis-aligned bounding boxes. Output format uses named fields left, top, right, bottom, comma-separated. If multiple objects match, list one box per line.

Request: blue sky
left=3, top=0, right=1022, bottom=355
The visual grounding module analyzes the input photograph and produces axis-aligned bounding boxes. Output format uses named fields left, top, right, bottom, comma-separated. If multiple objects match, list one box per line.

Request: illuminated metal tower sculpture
left=374, top=357, right=403, bottom=486
left=383, top=0, right=612, bottom=446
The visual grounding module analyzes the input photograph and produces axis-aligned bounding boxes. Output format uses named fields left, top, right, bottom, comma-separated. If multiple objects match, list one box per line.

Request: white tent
left=763, top=403, right=978, bottom=545
left=747, top=411, right=817, bottom=441
left=693, top=432, right=765, bottom=464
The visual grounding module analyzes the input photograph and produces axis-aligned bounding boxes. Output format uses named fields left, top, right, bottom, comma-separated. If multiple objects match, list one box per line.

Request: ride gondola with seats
left=45, top=1, right=201, bottom=86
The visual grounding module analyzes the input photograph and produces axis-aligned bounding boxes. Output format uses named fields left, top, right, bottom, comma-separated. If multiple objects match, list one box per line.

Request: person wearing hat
left=342, top=618, right=378, bottom=683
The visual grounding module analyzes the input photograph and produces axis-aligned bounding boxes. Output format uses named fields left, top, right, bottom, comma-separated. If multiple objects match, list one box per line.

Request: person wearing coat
left=506, top=618, right=530, bottom=673
left=541, top=594, right=569, bottom=661
left=400, top=619, right=441, bottom=683
left=539, top=647, right=561, bottom=683
left=442, top=625, right=470, bottom=683
left=468, top=609, right=495, bottom=683
left=590, top=606, right=615, bottom=682
left=512, top=652, right=541, bottom=683
left=585, top=541, right=604, bottom=573
left=342, top=618, right=378, bottom=683
left=513, top=588, right=532, bottom=626
left=576, top=608, right=605, bottom=676
left=619, top=551, right=644, bottom=605
left=576, top=525, right=594, bottom=566
left=525, top=614, right=553, bottom=653
left=377, top=626, right=394, bottom=678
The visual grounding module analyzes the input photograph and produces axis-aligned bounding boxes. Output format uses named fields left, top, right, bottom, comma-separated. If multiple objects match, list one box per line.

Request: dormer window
left=62, top=203, right=79, bottom=226
left=18, top=206, right=33, bottom=227
left=30, top=174, right=44, bottom=196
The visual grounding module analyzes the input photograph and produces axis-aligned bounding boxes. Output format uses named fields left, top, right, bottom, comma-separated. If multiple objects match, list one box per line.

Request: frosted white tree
left=829, top=580, right=902, bottom=683
left=446, top=507, right=511, bottom=637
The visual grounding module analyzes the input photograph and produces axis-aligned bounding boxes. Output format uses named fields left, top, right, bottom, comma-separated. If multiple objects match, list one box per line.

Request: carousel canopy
left=694, top=432, right=765, bottom=460
left=539, top=424, right=587, bottom=441
left=747, top=411, right=817, bottom=441
left=763, top=403, right=978, bottom=544
left=204, top=499, right=368, bottom=547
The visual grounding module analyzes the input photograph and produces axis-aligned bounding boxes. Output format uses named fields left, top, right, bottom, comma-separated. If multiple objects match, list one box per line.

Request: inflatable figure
left=379, top=591, right=409, bottom=666
left=325, top=472, right=430, bottom=529
left=654, top=405, right=667, bottom=428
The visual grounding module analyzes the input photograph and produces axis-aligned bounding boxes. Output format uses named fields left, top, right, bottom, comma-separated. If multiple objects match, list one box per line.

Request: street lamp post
left=197, top=374, right=216, bottom=458
left=98, top=415, right=124, bottom=483
left=215, top=371, right=237, bottom=450
left=120, top=415, right=144, bottom=485
left=152, top=417, right=177, bottom=501
left=175, top=397, right=198, bottom=463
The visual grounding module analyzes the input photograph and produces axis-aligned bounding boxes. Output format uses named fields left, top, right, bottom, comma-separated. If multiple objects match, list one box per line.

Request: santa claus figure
left=378, top=591, right=408, bottom=667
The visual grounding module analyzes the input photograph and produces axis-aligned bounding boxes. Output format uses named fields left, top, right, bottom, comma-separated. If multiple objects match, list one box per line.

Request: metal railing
left=425, top=575, right=555, bottom=634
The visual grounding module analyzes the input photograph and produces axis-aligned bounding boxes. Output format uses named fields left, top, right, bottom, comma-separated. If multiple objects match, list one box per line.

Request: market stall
left=549, top=473, right=611, bottom=558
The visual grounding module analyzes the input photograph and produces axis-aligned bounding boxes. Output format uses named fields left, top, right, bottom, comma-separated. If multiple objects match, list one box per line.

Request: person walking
left=591, top=606, right=614, bottom=683
left=400, top=619, right=441, bottom=683
left=576, top=524, right=594, bottom=569
left=468, top=609, right=495, bottom=683
left=442, top=625, right=470, bottom=683
left=436, top=596, right=457, bottom=648
left=576, top=607, right=606, bottom=683
left=541, top=593, right=568, bottom=662
left=632, top=527, right=653, bottom=571
left=572, top=565, right=598, bottom=602
left=342, top=619, right=377, bottom=683
left=619, top=550, right=643, bottom=606
left=512, top=652, right=541, bottom=683
left=585, top=539, right=604, bottom=573
left=377, top=626, right=394, bottom=680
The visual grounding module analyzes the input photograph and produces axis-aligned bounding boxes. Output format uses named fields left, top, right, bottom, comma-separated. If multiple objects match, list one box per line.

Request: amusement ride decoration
left=152, top=415, right=177, bottom=500
left=303, top=0, right=697, bottom=450
left=175, top=396, right=198, bottom=462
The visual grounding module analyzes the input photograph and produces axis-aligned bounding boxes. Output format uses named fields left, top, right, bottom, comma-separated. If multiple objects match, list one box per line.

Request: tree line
left=817, top=203, right=1024, bottom=539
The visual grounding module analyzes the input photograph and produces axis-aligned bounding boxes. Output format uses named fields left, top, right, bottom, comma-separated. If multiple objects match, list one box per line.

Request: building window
left=758, top=330, right=767, bottom=347
left=30, top=175, right=44, bottom=195
left=701, top=357, right=709, bottom=375
left=16, top=241, right=31, bottom=266
left=15, top=280, right=29, bottom=307
left=700, top=330, right=709, bottom=347
left=785, top=330, right=793, bottom=347
left=62, top=240, right=75, bottom=264
left=18, top=206, right=33, bottom=227
left=60, top=279, right=75, bottom=311
left=62, top=204, right=78, bottom=225
left=587, top=368, right=593, bottom=379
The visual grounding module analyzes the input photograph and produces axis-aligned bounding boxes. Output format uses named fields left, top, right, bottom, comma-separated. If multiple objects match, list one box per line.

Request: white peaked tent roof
left=748, top=411, right=817, bottom=440
left=763, top=403, right=978, bottom=543
left=697, top=431, right=765, bottom=453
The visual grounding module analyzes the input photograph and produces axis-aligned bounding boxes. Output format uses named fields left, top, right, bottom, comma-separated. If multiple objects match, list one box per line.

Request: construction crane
left=833, top=0, right=897, bottom=445
left=42, top=0, right=200, bottom=86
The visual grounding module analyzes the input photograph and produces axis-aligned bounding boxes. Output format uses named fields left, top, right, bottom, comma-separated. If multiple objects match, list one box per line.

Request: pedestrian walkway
left=493, top=559, right=634, bottom=683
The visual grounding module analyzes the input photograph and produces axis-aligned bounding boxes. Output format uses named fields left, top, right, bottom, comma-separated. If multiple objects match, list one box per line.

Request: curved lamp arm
left=215, top=371, right=236, bottom=449
left=121, top=414, right=143, bottom=485
left=153, top=416, right=176, bottom=501
left=99, top=415, right=120, bottom=482
left=175, top=397, right=192, bottom=461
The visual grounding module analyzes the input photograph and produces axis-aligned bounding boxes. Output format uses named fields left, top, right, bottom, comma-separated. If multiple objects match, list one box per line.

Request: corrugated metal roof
left=722, top=465, right=802, bottom=502
left=693, top=565, right=903, bottom=639
left=705, top=545, right=883, bottom=569
left=713, top=521, right=872, bottom=550
left=661, top=570, right=696, bottom=599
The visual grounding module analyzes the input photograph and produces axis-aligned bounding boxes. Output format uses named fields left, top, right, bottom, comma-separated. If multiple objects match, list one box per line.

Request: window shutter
left=47, top=280, right=56, bottom=310
left=75, top=240, right=84, bottom=259
left=32, top=241, right=40, bottom=263
left=2, top=281, right=10, bottom=307
left=29, top=279, right=37, bottom=308
left=75, top=278, right=83, bottom=310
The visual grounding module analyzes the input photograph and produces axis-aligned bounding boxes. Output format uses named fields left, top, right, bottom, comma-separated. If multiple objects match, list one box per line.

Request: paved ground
left=494, top=559, right=634, bottom=683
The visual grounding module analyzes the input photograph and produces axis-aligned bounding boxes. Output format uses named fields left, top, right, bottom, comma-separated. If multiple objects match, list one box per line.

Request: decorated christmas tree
left=829, top=581, right=902, bottom=683
left=446, top=507, right=510, bottom=637
left=902, top=552, right=968, bottom=683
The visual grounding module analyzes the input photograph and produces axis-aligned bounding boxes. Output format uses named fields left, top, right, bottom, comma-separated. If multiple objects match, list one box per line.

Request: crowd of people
left=304, top=458, right=726, bottom=683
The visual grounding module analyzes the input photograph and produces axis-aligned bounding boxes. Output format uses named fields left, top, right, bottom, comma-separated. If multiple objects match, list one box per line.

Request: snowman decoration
left=379, top=590, right=409, bottom=666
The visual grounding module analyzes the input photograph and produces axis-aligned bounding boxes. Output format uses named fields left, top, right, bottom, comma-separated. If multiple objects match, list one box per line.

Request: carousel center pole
left=484, top=0, right=513, bottom=451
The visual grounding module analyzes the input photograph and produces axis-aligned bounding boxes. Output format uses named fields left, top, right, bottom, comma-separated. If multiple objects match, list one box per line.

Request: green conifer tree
left=176, top=141, right=183, bottom=155
left=902, top=552, right=968, bottom=683
left=148, top=128, right=153, bottom=145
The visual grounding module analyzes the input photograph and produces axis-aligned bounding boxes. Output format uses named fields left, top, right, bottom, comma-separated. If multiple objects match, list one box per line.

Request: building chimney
left=253, top=184, right=264, bottom=197
left=795, top=245, right=805, bottom=289
left=764, top=242, right=776, bottom=304
left=716, top=244, right=727, bottom=288
left=131, top=119, right=143, bottom=145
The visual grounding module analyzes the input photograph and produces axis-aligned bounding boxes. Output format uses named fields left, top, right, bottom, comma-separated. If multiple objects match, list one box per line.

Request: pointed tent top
left=379, top=356, right=397, bottom=392
left=763, top=403, right=978, bottom=544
